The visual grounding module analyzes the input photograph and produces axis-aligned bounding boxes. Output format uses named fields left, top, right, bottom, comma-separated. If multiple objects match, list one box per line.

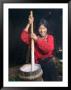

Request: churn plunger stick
left=30, top=11, right=35, bottom=71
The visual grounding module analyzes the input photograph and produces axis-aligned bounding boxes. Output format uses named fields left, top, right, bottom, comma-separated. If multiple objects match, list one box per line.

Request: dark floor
left=9, top=61, right=62, bottom=81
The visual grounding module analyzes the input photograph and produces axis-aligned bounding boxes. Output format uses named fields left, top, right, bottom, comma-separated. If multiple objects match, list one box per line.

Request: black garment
left=38, top=57, right=58, bottom=81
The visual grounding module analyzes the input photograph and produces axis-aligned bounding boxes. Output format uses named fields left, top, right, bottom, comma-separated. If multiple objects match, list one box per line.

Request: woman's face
left=39, top=24, right=47, bottom=37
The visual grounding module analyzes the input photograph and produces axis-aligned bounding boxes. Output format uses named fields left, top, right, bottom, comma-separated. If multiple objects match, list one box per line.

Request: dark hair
left=38, top=18, right=48, bottom=29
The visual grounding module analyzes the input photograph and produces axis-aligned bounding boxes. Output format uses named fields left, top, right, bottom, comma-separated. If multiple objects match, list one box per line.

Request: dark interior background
left=9, top=9, right=62, bottom=67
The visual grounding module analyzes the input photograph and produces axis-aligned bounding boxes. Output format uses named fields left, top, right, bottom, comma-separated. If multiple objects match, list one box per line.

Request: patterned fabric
left=38, top=58, right=58, bottom=81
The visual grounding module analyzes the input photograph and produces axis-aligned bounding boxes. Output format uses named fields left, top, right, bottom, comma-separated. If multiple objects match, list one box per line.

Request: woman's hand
left=24, top=11, right=34, bottom=32
left=28, top=15, right=34, bottom=24
left=31, top=33, right=38, bottom=41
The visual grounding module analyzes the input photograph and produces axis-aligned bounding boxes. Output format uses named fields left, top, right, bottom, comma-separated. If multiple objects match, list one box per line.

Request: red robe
left=20, top=29, right=54, bottom=63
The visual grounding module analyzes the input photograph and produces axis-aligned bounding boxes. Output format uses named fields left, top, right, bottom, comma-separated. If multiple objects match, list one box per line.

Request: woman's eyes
left=40, top=28, right=45, bottom=29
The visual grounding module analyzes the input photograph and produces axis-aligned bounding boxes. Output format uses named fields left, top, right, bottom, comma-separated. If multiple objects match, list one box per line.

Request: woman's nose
left=40, top=29, right=44, bottom=32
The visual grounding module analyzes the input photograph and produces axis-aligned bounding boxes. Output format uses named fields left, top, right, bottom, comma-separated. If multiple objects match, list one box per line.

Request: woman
left=20, top=13, right=57, bottom=81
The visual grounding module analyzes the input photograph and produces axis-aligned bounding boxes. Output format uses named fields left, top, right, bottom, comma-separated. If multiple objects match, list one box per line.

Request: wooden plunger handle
left=30, top=11, right=34, bottom=34
left=30, top=11, right=35, bottom=71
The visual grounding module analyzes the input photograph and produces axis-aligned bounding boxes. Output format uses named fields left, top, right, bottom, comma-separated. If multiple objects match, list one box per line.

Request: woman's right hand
left=28, top=15, right=34, bottom=24
left=24, top=11, right=34, bottom=32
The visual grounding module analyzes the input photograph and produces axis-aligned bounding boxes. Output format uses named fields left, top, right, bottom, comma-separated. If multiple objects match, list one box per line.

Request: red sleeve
left=20, top=29, right=30, bottom=45
left=36, top=35, right=54, bottom=53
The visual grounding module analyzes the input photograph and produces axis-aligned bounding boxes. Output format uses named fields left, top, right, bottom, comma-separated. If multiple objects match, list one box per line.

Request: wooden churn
left=19, top=11, right=43, bottom=81
left=19, top=64, right=43, bottom=81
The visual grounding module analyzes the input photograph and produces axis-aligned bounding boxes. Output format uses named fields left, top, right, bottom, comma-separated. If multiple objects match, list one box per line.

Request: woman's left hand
left=31, top=33, right=38, bottom=41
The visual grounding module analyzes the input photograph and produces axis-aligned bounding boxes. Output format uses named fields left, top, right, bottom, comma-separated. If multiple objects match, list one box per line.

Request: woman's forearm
left=24, top=23, right=30, bottom=32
